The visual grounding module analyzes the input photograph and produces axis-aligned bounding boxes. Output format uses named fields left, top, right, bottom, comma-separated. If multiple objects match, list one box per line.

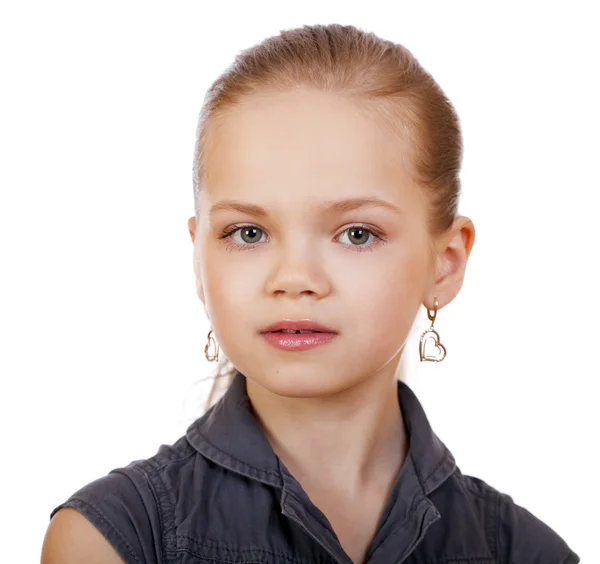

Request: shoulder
left=45, top=434, right=201, bottom=564
left=42, top=507, right=124, bottom=563
left=495, top=489, right=580, bottom=563
left=446, top=470, right=580, bottom=563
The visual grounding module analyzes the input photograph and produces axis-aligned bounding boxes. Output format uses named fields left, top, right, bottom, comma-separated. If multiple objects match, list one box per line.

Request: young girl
left=42, top=24, right=579, bottom=564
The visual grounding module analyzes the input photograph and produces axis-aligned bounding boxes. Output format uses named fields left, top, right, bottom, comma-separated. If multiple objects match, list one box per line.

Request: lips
left=272, top=329, right=321, bottom=334
left=261, top=328, right=338, bottom=351
left=261, top=319, right=337, bottom=334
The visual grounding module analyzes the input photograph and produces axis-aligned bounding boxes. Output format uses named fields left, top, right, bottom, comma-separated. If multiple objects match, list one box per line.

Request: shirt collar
left=186, top=369, right=456, bottom=496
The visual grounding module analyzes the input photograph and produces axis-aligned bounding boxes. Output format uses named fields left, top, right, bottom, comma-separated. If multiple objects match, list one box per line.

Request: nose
left=264, top=242, right=331, bottom=299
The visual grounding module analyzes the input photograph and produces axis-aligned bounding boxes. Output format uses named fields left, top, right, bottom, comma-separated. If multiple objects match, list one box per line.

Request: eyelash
left=218, top=224, right=388, bottom=253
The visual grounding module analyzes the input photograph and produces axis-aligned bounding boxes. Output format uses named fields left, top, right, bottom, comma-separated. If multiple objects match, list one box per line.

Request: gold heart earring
left=419, top=297, right=447, bottom=362
left=205, top=329, right=219, bottom=362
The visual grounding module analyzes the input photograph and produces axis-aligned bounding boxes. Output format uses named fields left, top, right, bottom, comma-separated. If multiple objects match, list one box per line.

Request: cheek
left=341, top=248, right=427, bottom=343
left=200, top=246, right=260, bottom=320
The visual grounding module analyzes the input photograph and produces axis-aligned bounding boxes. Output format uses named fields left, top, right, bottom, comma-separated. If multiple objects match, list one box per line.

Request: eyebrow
left=208, top=197, right=402, bottom=218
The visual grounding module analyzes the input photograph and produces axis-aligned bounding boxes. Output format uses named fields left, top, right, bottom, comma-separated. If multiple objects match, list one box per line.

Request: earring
left=205, top=329, right=219, bottom=362
left=419, top=297, right=447, bottom=362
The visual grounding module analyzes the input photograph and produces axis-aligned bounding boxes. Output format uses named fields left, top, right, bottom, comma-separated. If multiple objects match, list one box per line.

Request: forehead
left=204, top=88, right=418, bottom=204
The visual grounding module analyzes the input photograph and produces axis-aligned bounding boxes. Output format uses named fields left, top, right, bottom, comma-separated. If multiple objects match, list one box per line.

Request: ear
left=188, top=216, right=207, bottom=306
left=425, top=215, right=476, bottom=311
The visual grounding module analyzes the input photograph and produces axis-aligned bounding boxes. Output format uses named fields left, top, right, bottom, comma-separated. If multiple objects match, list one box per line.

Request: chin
left=246, top=365, right=358, bottom=399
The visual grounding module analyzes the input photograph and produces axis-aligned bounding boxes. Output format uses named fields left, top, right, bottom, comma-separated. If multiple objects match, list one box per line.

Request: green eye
left=340, top=227, right=372, bottom=246
left=218, top=224, right=387, bottom=253
left=237, top=226, right=264, bottom=244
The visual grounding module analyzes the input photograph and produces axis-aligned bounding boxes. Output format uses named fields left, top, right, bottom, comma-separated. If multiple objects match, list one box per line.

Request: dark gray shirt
left=50, top=370, right=580, bottom=563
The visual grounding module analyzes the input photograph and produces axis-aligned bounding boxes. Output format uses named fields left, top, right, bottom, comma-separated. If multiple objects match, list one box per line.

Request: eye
left=337, top=226, right=377, bottom=247
left=218, top=225, right=268, bottom=251
left=218, top=224, right=387, bottom=252
left=231, top=225, right=266, bottom=245
left=335, top=225, right=387, bottom=252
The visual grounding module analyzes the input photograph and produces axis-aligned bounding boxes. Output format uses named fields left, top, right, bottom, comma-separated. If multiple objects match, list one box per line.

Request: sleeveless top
left=50, top=370, right=580, bottom=563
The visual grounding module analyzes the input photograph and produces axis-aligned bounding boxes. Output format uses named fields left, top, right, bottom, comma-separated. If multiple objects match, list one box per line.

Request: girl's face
left=190, top=88, right=438, bottom=397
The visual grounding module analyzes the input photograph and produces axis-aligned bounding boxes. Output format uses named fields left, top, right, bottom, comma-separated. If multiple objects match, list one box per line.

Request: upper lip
left=261, top=319, right=337, bottom=333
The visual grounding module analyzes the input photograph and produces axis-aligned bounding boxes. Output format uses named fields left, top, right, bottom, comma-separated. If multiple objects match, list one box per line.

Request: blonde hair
left=192, top=24, right=463, bottom=412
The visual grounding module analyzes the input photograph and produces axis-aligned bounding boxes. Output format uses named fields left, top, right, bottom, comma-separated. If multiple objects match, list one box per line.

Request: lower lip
left=261, top=331, right=338, bottom=351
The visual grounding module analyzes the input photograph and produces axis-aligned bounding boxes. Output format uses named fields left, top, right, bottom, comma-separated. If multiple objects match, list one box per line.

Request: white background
left=1, top=1, right=597, bottom=561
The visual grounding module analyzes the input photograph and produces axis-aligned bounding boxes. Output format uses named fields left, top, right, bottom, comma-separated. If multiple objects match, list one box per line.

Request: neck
left=246, top=365, right=408, bottom=497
